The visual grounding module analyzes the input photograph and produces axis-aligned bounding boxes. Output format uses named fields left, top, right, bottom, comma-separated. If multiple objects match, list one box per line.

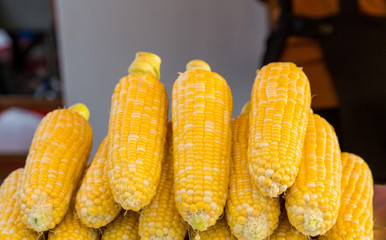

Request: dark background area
left=0, top=0, right=62, bottom=180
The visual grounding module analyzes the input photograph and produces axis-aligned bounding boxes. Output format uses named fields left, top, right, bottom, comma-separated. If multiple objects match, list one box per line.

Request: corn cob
left=285, top=113, right=341, bottom=236
left=139, top=123, right=188, bottom=240
left=48, top=207, right=98, bottom=240
left=75, top=137, right=121, bottom=228
left=192, top=217, right=236, bottom=240
left=226, top=106, right=280, bottom=240
left=248, top=62, right=311, bottom=197
left=0, top=168, right=39, bottom=240
left=102, top=210, right=140, bottom=240
left=19, top=103, right=93, bottom=232
left=269, top=210, right=307, bottom=240
left=320, top=152, right=374, bottom=240
left=172, top=60, right=233, bottom=231
left=107, top=52, right=168, bottom=211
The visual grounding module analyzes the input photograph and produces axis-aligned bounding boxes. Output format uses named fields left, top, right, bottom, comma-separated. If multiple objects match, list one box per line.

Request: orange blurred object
left=374, top=185, right=386, bottom=239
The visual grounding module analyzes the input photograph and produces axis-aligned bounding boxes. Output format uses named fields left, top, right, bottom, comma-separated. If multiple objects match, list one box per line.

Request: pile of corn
left=0, top=52, right=374, bottom=240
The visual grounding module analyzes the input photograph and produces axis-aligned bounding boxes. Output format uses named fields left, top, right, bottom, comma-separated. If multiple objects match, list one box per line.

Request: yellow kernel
left=263, top=178, right=272, bottom=187
left=309, top=200, right=318, bottom=208
left=208, top=218, right=216, bottom=226
left=237, top=216, right=246, bottom=224
left=196, top=202, right=206, bottom=210
left=193, top=196, right=202, bottom=203
left=189, top=204, right=198, bottom=213
left=282, top=175, right=290, bottom=183
left=203, top=204, right=211, bottom=212
left=156, top=229, right=164, bottom=236
left=272, top=162, right=281, bottom=171
left=257, top=167, right=265, bottom=175
left=272, top=172, right=281, bottom=181
left=88, top=206, right=99, bottom=216
left=295, top=214, right=304, bottom=223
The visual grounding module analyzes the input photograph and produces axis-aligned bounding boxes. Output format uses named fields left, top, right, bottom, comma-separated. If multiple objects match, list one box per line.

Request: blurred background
left=1, top=1, right=385, bottom=236
left=0, top=0, right=268, bottom=178
left=0, top=0, right=61, bottom=179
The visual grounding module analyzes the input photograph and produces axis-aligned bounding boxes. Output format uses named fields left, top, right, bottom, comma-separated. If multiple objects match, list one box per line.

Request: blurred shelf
left=0, top=95, right=62, bottom=112
left=374, top=185, right=386, bottom=239
left=0, top=95, right=62, bottom=181
left=0, top=154, right=26, bottom=181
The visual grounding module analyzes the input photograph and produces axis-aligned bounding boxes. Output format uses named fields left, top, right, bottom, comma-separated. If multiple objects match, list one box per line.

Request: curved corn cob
left=107, top=52, right=168, bottom=211
left=101, top=211, right=140, bottom=240
left=0, top=168, right=39, bottom=239
left=47, top=208, right=99, bottom=240
left=320, top=153, right=374, bottom=240
left=76, top=137, right=121, bottom=228
left=226, top=110, right=280, bottom=240
left=20, top=103, right=93, bottom=232
left=172, top=60, right=233, bottom=231
left=269, top=210, right=307, bottom=240
left=192, top=217, right=236, bottom=240
left=248, top=62, right=311, bottom=197
left=286, top=114, right=341, bottom=236
left=139, top=123, right=188, bottom=240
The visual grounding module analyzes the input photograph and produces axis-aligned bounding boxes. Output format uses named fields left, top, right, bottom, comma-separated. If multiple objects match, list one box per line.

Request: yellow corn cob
left=48, top=207, right=99, bottom=240
left=269, top=210, right=307, bottom=240
left=20, top=103, right=93, bottom=232
left=0, top=168, right=39, bottom=240
left=248, top=62, right=311, bottom=197
left=107, top=52, right=168, bottom=211
left=102, top=211, right=140, bottom=240
left=226, top=106, right=280, bottom=240
left=139, top=123, right=188, bottom=240
left=285, top=113, right=341, bottom=236
left=192, top=217, right=236, bottom=240
left=75, top=137, right=121, bottom=228
left=320, top=152, right=374, bottom=240
left=172, top=60, right=233, bottom=231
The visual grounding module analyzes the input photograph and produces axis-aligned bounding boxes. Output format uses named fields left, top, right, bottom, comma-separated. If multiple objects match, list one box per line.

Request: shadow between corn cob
left=191, top=217, right=236, bottom=240
left=269, top=208, right=307, bottom=240
left=226, top=104, right=280, bottom=240
left=139, top=123, right=188, bottom=239
left=76, top=137, right=121, bottom=228
left=48, top=197, right=99, bottom=240
left=101, top=210, right=140, bottom=240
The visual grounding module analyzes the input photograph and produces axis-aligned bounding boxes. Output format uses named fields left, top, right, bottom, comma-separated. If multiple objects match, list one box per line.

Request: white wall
left=55, top=0, right=268, bottom=154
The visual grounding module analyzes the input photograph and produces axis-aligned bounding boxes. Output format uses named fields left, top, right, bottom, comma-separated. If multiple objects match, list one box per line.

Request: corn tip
left=128, top=51, right=161, bottom=79
left=242, top=215, right=270, bottom=240
left=188, top=211, right=211, bottom=231
left=69, top=103, right=90, bottom=120
left=186, top=60, right=211, bottom=72
left=27, top=202, right=54, bottom=232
